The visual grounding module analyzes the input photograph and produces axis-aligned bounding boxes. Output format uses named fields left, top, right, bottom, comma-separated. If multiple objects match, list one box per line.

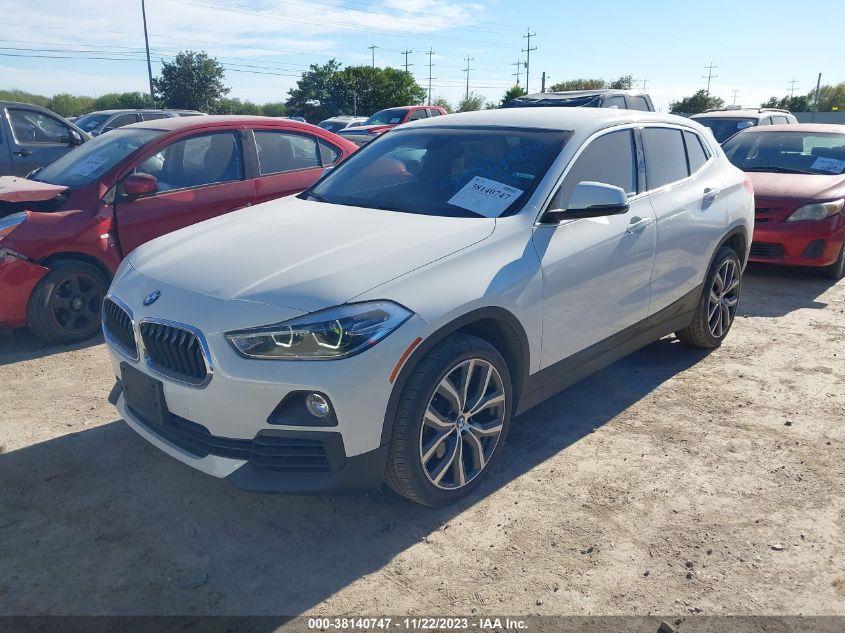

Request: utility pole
left=787, top=77, right=799, bottom=98
left=731, top=88, right=740, bottom=107
left=636, top=77, right=649, bottom=90
left=702, top=62, right=717, bottom=95
left=463, top=55, right=475, bottom=100
left=813, top=73, right=822, bottom=112
left=511, top=60, right=522, bottom=85
left=368, top=44, right=379, bottom=68
left=141, top=0, right=155, bottom=105
left=522, top=29, right=537, bottom=92
left=425, top=48, right=435, bottom=105
left=401, top=49, right=413, bottom=73
left=541, top=71, right=547, bottom=93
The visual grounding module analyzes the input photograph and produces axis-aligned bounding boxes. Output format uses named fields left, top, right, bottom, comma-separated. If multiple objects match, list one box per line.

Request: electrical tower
left=463, top=55, right=476, bottom=100
left=368, top=44, right=379, bottom=68
left=512, top=60, right=522, bottom=85
left=702, top=62, right=718, bottom=95
left=788, top=77, right=799, bottom=98
left=521, top=29, right=537, bottom=92
left=731, top=88, right=740, bottom=107
left=401, top=49, right=413, bottom=73
left=635, top=77, right=649, bottom=90
left=425, top=49, right=435, bottom=105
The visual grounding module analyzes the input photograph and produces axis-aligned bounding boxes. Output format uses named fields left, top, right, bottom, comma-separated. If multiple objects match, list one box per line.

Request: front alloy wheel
left=386, top=333, right=513, bottom=506
left=419, top=359, right=506, bottom=490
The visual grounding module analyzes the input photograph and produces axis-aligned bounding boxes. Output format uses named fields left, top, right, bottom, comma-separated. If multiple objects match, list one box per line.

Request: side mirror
left=123, top=173, right=158, bottom=198
left=101, top=127, right=114, bottom=134
left=68, top=129, right=84, bottom=146
left=542, top=181, right=629, bottom=223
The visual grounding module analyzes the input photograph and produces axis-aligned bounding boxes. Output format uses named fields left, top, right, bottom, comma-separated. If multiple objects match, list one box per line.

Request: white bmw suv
left=104, top=108, right=753, bottom=506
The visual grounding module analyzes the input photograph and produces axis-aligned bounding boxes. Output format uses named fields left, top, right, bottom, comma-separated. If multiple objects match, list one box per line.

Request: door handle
left=703, top=187, right=720, bottom=201
left=14, top=149, right=32, bottom=158
left=626, top=216, right=654, bottom=234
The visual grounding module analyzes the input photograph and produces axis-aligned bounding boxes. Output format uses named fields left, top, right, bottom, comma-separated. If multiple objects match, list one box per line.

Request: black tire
left=676, top=245, right=742, bottom=349
left=385, top=333, right=513, bottom=506
left=821, top=242, right=845, bottom=280
left=27, top=260, right=109, bottom=344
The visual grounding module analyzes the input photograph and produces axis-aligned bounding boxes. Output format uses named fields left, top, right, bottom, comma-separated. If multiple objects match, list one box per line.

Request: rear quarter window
left=642, top=127, right=689, bottom=189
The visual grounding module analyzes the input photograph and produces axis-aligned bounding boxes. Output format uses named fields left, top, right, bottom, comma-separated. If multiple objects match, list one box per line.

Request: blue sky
left=1, top=0, right=843, bottom=112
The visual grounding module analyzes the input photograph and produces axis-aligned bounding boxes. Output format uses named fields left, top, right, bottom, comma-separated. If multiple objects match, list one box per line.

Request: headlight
left=0, top=212, right=27, bottom=241
left=786, top=199, right=844, bottom=222
left=226, top=301, right=412, bottom=360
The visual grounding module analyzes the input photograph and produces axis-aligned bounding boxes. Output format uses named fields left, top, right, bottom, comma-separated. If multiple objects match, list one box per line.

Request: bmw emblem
left=143, top=290, right=161, bottom=306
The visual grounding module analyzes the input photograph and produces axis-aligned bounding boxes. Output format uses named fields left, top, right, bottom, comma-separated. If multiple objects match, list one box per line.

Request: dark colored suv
left=503, top=89, right=655, bottom=111
left=1, top=101, right=88, bottom=176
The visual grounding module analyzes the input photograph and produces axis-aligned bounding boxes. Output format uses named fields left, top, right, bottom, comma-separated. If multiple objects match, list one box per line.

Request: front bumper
left=0, top=255, right=48, bottom=329
left=104, top=265, right=429, bottom=494
left=749, top=214, right=845, bottom=268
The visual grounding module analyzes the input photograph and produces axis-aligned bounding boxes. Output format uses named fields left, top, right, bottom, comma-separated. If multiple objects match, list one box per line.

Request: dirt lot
left=0, top=265, right=843, bottom=618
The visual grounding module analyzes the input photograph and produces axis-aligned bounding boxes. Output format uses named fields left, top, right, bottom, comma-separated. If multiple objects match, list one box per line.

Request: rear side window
left=642, top=128, right=689, bottom=189
left=318, top=139, right=341, bottom=166
left=602, top=96, right=626, bottom=109
left=407, top=109, right=428, bottom=121
left=683, top=131, right=709, bottom=173
left=254, top=130, right=321, bottom=175
left=141, top=112, right=168, bottom=121
left=427, top=108, right=443, bottom=117
left=107, top=114, right=140, bottom=130
left=771, top=115, right=789, bottom=125
left=627, top=96, right=651, bottom=111
left=553, top=129, right=637, bottom=208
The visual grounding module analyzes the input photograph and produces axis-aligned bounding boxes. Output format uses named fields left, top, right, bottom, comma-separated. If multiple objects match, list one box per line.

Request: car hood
left=128, top=196, right=495, bottom=312
left=0, top=177, right=69, bottom=217
left=747, top=172, right=845, bottom=201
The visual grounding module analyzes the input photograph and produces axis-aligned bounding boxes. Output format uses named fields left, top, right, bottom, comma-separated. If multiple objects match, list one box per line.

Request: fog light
left=306, top=393, right=331, bottom=418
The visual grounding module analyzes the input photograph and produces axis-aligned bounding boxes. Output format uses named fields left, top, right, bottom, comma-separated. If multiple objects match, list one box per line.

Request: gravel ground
left=0, top=265, right=842, bottom=617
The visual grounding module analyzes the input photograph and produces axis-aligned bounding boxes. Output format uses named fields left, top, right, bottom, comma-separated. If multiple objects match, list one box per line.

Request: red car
left=336, top=105, right=448, bottom=146
left=723, top=124, right=845, bottom=279
left=0, top=116, right=356, bottom=343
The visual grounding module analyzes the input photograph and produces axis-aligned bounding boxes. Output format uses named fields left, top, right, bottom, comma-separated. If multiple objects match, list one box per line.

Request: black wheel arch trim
left=379, top=306, right=531, bottom=446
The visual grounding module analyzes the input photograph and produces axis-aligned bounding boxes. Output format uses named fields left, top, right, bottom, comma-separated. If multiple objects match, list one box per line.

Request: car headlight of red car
left=786, top=199, right=844, bottom=222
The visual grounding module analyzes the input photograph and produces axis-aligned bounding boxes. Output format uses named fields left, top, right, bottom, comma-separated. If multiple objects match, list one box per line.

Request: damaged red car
left=0, top=115, right=356, bottom=343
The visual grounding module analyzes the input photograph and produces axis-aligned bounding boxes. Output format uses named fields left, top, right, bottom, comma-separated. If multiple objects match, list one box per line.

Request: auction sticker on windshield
left=69, top=155, right=110, bottom=177
left=447, top=176, right=524, bottom=218
left=812, top=156, right=845, bottom=174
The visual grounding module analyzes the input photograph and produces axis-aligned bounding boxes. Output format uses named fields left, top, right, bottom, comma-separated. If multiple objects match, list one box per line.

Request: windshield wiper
left=302, top=191, right=329, bottom=203
left=744, top=166, right=814, bottom=175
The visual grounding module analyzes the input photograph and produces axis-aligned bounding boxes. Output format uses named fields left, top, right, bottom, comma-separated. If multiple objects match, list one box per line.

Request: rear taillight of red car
left=743, top=175, right=754, bottom=195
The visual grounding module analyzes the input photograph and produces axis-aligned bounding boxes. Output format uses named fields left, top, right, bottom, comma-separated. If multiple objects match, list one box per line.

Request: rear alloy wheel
left=386, top=334, right=512, bottom=506
left=676, top=245, right=741, bottom=348
left=27, top=260, right=109, bottom=344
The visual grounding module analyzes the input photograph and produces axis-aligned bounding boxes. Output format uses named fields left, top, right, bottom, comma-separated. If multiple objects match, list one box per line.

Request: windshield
left=34, top=128, right=164, bottom=187
left=693, top=117, right=757, bottom=143
left=504, top=95, right=600, bottom=108
left=304, top=127, right=569, bottom=218
left=73, top=113, right=110, bottom=133
left=365, top=108, right=408, bottom=126
left=318, top=120, right=347, bottom=133
left=723, top=131, right=845, bottom=175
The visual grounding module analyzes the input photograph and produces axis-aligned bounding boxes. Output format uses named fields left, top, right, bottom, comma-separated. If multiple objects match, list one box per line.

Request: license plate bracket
left=121, top=362, right=169, bottom=428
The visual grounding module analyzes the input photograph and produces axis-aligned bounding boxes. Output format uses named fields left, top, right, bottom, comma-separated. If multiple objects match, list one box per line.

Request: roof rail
left=758, top=108, right=792, bottom=114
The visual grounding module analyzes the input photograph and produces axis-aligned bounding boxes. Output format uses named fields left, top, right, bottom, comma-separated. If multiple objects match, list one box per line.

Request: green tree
left=456, top=92, right=486, bottom=112
left=93, top=92, right=152, bottom=110
left=46, top=93, right=95, bottom=117
left=761, top=95, right=810, bottom=112
left=213, top=98, right=262, bottom=115
left=285, top=59, right=343, bottom=122
left=431, top=96, right=453, bottom=113
left=607, top=74, right=634, bottom=90
left=548, top=78, right=605, bottom=92
left=261, top=102, right=287, bottom=117
left=0, top=89, right=50, bottom=107
left=499, top=85, right=527, bottom=107
left=669, top=90, right=724, bottom=114
left=329, top=66, right=425, bottom=117
left=808, top=82, right=845, bottom=112
left=153, top=51, right=229, bottom=111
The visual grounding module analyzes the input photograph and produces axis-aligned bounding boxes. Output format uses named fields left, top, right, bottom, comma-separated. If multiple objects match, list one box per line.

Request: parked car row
left=691, top=107, right=798, bottom=143
left=73, top=108, right=205, bottom=136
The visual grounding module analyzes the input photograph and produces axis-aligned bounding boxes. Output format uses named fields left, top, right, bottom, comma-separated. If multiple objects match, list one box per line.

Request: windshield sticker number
left=389, top=117, right=401, bottom=124
left=447, top=176, right=524, bottom=218
left=811, top=156, right=845, bottom=174
left=69, top=155, right=110, bottom=177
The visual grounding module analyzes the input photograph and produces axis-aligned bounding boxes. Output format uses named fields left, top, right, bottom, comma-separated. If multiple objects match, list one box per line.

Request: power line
left=463, top=55, right=475, bottom=100
left=521, top=29, right=537, bottom=92
left=702, top=62, right=717, bottom=95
